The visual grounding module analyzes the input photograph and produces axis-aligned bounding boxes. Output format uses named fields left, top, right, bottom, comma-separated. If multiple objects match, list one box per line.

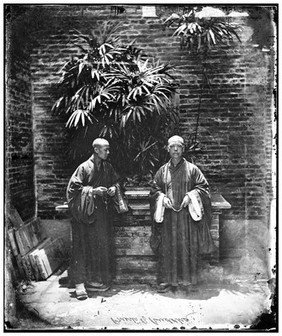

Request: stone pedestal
left=114, top=187, right=155, bottom=284
left=209, top=193, right=231, bottom=263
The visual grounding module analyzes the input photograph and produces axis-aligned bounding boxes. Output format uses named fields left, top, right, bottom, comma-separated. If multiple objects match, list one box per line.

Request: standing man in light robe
left=150, top=135, right=215, bottom=293
left=66, top=138, right=119, bottom=300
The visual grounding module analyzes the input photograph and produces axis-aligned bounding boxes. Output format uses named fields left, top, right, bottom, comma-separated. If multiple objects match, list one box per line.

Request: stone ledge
left=55, top=192, right=231, bottom=212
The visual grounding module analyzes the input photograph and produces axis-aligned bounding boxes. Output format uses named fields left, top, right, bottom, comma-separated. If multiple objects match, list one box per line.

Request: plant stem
left=193, top=70, right=204, bottom=151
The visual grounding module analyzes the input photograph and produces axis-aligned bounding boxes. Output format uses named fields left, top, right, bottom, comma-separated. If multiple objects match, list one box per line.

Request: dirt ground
left=7, top=266, right=276, bottom=332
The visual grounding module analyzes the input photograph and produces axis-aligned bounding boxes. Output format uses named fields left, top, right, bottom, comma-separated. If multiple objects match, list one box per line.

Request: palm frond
left=66, top=109, right=94, bottom=128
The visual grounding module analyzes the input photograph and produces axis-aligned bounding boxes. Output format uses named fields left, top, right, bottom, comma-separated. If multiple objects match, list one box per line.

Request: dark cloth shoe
left=86, top=283, right=110, bottom=292
left=87, top=282, right=104, bottom=288
left=179, top=283, right=192, bottom=293
left=157, top=283, right=171, bottom=293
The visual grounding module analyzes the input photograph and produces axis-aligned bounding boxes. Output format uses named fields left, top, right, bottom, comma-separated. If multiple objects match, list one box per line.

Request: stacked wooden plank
left=7, top=206, right=67, bottom=281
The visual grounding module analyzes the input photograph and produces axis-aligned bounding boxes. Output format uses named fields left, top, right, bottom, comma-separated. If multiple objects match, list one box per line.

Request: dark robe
left=66, top=155, right=119, bottom=285
left=150, top=158, right=215, bottom=286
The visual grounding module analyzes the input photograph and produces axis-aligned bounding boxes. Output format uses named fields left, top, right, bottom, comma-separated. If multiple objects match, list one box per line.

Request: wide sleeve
left=66, top=164, right=85, bottom=204
left=187, top=164, right=212, bottom=225
left=188, top=164, right=215, bottom=256
left=66, top=163, right=96, bottom=222
left=189, top=164, right=210, bottom=196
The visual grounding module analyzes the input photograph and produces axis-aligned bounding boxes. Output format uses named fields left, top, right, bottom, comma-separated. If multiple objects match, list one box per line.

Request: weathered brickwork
left=28, top=6, right=275, bottom=223
left=7, top=5, right=275, bottom=280
left=6, top=52, right=36, bottom=222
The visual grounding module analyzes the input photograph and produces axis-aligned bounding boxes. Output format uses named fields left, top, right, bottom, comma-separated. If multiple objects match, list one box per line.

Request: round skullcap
left=168, top=135, right=184, bottom=147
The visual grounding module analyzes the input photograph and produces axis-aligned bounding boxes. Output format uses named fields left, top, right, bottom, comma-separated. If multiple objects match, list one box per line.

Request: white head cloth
left=168, top=135, right=184, bottom=147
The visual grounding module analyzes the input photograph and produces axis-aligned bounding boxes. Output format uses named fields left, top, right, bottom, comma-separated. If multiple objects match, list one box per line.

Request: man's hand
left=180, top=194, right=190, bottom=208
left=107, top=186, right=116, bottom=197
left=163, top=196, right=172, bottom=209
left=93, top=186, right=108, bottom=197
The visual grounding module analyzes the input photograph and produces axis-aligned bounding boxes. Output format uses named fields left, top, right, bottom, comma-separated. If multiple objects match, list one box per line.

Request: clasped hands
left=93, top=186, right=116, bottom=197
left=163, top=194, right=190, bottom=210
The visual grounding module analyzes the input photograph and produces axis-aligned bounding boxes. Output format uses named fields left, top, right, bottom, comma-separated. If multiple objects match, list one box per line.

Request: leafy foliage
left=52, top=22, right=178, bottom=179
left=162, top=7, right=241, bottom=54
left=161, top=6, right=242, bottom=160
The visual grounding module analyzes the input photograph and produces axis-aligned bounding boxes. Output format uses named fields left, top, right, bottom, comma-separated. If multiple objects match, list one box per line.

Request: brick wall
left=7, top=5, right=275, bottom=279
left=6, top=17, right=36, bottom=222
left=28, top=5, right=275, bottom=221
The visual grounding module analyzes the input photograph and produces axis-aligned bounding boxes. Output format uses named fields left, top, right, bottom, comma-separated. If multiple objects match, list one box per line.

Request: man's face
left=96, top=145, right=110, bottom=160
left=168, top=143, right=184, bottom=159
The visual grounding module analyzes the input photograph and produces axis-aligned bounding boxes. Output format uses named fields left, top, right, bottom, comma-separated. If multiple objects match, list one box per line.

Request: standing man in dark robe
left=150, top=135, right=215, bottom=293
left=66, top=138, right=119, bottom=300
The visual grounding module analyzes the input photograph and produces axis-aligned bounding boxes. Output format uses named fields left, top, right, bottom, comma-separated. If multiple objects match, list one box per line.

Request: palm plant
left=52, top=22, right=178, bottom=180
left=162, top=7, right=241, bottom=54
left=162, top=7, right=241, bottom=159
